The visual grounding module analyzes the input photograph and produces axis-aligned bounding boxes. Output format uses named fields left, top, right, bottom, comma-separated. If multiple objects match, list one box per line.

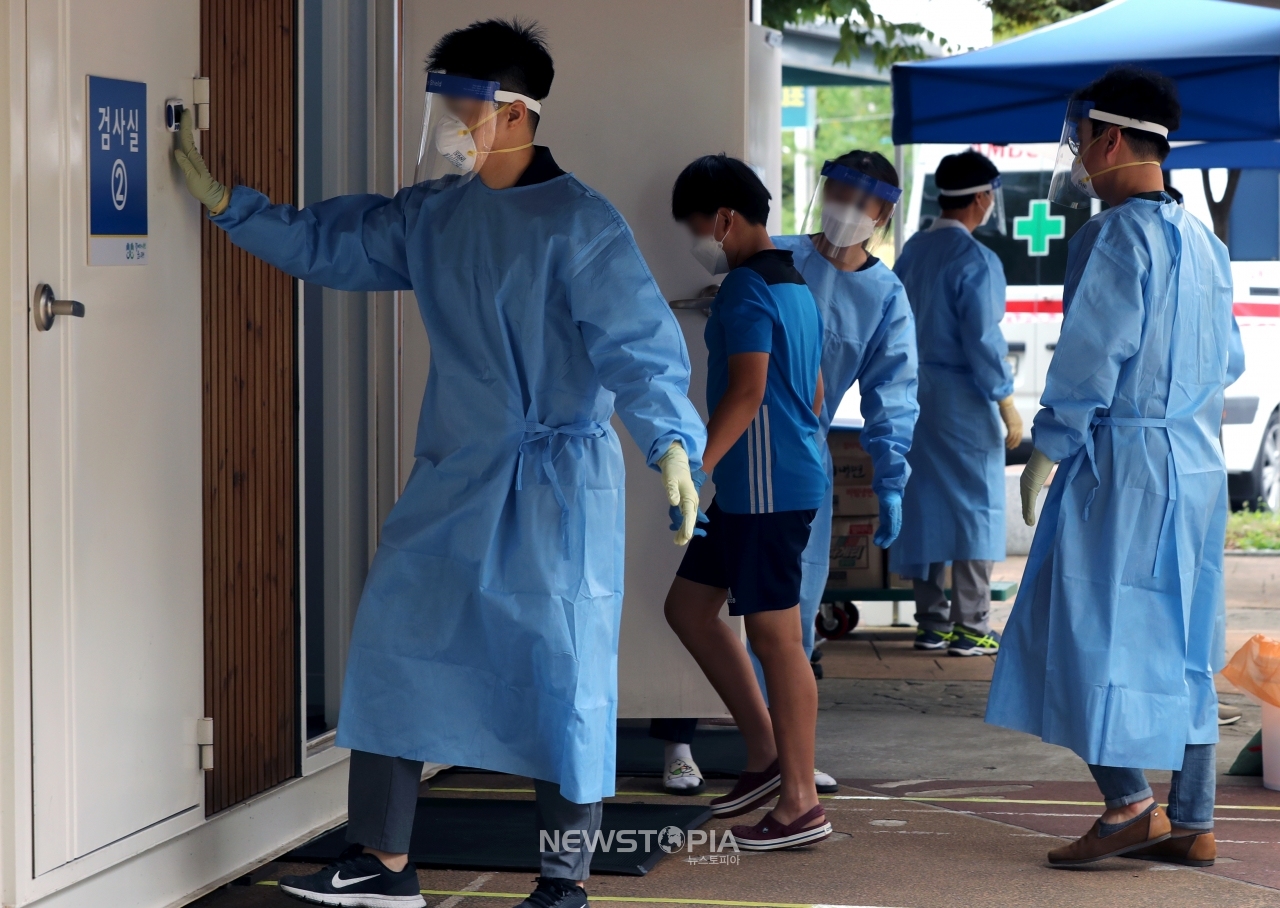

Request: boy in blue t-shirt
left=663, top=155, right=830, bottom=851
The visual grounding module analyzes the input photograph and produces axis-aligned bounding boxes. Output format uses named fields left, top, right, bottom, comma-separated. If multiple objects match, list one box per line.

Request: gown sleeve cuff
left=209, top=185, right=270, bottom=229
left=648, top=432, right=703, bottom=472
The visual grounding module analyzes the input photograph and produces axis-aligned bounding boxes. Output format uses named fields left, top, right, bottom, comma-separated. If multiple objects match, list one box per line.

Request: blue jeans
left=1088, top=743, right=1215, bottom=830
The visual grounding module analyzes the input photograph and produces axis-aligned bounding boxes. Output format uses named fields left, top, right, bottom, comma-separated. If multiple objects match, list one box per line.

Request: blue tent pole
left=894, top=144, right=905, bottom=257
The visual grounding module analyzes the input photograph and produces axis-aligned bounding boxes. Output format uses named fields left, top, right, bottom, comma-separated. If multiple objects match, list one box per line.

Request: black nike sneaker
left=512, top=877, right=588, bottom=908
left=278, top=845, right=425, bottom=907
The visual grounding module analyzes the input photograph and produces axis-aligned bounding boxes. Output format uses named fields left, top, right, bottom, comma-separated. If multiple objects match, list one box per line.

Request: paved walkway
left=194, top=555, right=1280, bottom=908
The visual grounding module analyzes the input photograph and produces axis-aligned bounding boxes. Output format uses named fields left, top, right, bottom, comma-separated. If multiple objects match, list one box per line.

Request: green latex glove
left=659, top=441, right=700, bottom=546
left=1020, top=447, right=1056, bottom=526
left=173, top=109, right=229, bottom=214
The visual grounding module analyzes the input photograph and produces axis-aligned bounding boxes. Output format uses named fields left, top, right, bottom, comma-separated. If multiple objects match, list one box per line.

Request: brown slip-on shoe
left=1132, top=827, right=1216, bottom=867
left=1047, top=805, right=1171, bottom=867
left=710, top=760, right=780, bottom=817
left=731, top=804, right=833, bottom=851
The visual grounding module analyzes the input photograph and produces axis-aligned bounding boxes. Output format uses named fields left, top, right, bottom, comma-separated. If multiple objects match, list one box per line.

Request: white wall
left=399, top=0, right=753, bottom=718
left=0, top=5, right=21, bottom=904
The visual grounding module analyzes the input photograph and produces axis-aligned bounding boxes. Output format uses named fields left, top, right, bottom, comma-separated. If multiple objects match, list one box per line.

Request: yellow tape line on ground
left=258, top=882, right=890, bottom=908
left=430, top=786, right=1280, bottom=812
left=831, top=795, right=1280, bottom=811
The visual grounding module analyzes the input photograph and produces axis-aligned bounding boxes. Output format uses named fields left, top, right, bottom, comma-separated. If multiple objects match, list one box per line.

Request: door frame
left=295, top=0, right=404, bottom=778
left=0, top=3, right=346, bottom=904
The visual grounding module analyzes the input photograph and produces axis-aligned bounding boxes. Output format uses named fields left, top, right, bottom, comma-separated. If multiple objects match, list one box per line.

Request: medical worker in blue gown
left=890, top=150, right=1022, bottom=657
left=988, top=67, right=1245, bottom=869
left=776, top=150, right=918, bottom=786
left=175, top=20, right=706, bottom=908
left=647, top=152, right=918, bottom=799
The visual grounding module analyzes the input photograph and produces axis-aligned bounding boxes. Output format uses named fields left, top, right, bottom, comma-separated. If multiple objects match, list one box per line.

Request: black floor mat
left=283, top=798, right=712, bottom=876
left=615, top=723, right=747, bottom=778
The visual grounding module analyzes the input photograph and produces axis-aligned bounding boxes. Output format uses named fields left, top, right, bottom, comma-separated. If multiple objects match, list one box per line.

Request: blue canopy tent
left=1165, top=141, right=1280, bottom=169
left=891, top=0, right=1280, bottom=144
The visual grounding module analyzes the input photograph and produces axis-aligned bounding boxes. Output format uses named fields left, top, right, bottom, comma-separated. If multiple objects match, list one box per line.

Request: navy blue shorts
left=675, top=498, right=817, bottom=616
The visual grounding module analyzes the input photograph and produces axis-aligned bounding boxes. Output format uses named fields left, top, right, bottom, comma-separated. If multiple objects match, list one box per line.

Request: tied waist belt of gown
left=1070, top=414, right=1177, bottom=576
left=516, top=419, right=608, bottom=555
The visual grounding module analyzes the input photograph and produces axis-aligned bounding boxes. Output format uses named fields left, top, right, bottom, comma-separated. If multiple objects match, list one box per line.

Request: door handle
left=33, top=283, right=85, bottom=332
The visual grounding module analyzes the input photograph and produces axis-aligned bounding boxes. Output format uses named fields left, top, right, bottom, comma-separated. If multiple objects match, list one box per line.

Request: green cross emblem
left=1013, top=199, right=1066, bottom=257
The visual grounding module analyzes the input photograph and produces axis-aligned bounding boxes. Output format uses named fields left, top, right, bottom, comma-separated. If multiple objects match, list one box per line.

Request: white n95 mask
left=1070, top=156, right=1101, bottom=200
left=435, top=113, right=480, bottom=172
left=691, top=212, right=733, bottom=275
left=821, top=202, right=876, bottom=249
left=979, top=195, right=997, bottom=226
left=691, top=233, right=729, bottom=275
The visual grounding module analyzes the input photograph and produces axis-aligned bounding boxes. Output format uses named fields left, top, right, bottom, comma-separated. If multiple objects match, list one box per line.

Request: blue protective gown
left=890, top=221, right=1013, bottom=578
left=212, top=173, right=706, bottom=803
left=774, top=236, right=918, bottom=653
left=986, top=196, right=1245, bottom=769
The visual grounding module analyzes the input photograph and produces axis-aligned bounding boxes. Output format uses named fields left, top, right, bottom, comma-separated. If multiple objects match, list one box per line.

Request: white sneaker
left=663, top=742, right=705, bottom=794
left=814, top=769, right=838, bottom=794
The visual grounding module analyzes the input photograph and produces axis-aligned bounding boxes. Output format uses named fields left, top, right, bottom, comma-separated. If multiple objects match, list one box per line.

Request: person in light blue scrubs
left=174, top=19, right=706, bottom=908
left=775, top=151, right=918, bottom=661
left=890, top=149, right=1022, bottom=658
left=990, top=66, right=1245, bottom=869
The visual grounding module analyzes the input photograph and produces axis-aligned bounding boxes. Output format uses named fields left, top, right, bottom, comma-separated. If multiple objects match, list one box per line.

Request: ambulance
left=899, top=143, right=1280, bottom=510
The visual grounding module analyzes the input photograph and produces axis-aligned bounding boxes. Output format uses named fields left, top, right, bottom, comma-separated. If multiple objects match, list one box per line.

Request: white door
left=27, top=0, right=204, bottom=874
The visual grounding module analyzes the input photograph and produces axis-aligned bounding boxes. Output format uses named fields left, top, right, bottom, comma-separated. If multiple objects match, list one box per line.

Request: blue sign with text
left=88, top=76, right=147, bottom=262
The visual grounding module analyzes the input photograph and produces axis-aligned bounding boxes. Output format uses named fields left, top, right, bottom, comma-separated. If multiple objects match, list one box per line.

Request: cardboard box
left=826, top=517, right=883, bottom=590
left=832, top=483, right=878, bottom=517
left=887, top=565, right=952, bottom=590
left=829, top=433, right=874, bottom=487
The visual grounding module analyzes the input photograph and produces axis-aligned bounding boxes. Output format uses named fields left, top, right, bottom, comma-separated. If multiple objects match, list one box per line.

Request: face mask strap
left=1076, top=130, right=1161, bottom=184
left=487, top=141, right=535, bottom=156
left=713, top=210, right=734, bottom=245
left=1081, top=160, right=1162, bottom=184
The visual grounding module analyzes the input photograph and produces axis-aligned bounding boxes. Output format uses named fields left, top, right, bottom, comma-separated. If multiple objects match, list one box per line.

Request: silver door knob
left=33, top=284, right=85, bottom=332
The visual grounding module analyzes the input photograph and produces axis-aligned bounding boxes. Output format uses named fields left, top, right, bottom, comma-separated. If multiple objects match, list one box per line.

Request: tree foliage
left=988, top=0, right=1109, bottom=39
left=764, top=0, right=1109, bottom=69
left=761, top=0, right=944, bottom=70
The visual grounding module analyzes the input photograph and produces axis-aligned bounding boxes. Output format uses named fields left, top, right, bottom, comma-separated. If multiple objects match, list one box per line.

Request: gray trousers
left=345, top=750, right=603, bottom=880
left=913, top=560, right=991, bottom=634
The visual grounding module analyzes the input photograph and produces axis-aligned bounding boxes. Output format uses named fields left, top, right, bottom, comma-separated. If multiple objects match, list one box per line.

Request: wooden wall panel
left=201, top=0, right=297, bottom=815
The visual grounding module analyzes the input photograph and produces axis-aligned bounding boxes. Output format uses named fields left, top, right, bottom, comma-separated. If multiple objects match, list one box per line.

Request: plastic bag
left=1222, top=634, right=1280, bottom=709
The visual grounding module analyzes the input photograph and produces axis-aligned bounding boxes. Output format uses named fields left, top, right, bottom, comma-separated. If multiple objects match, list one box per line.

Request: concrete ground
left=195, top=554, right=1280, bottom=908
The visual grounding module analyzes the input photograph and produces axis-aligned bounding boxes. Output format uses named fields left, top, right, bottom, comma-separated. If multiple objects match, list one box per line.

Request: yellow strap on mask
left=488, top=141, right=534, bottom=155
left=1080, top=159, right=1161, bottom=184
left=457, top=102, right=533, bottom=156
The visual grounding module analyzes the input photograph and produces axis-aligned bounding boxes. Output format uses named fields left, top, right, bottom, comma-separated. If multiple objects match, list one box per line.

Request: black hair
left=1071, top=65, right=1180, bottom=162
left=935, top=149, right=1000, bottom=211
left=832, top=149, right=899, bottom=189
left=427, top=19, right=554, bottom=130
left=671, top=154, right=771, bottom=226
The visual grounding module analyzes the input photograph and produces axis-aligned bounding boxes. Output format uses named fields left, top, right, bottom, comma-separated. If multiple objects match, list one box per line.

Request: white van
left=901, top=143, right=1280, bottom=509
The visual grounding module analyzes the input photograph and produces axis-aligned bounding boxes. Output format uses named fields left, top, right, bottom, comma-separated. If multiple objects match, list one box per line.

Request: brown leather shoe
left=1047, top=806, right=1171, bottom=867
left=1132, top=827, right=1216, bottom=867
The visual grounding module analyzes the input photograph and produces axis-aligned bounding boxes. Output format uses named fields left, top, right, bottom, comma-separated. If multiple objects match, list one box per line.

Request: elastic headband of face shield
left=820, top=160, right=903, bottom=205
left=1065, top=100, right=1169, bottom=152
left=936, top=174, right=1002, bottom=197
left=426, top=71, right=544, bottom=114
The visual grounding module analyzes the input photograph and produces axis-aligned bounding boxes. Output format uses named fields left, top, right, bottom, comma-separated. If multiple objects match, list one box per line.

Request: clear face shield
left=413, top=72, right=542, bottom=185
left=938, top=175, right=1005, bottom=235
left=1048, top=100, right=1170, bottom=209
left=800, top=161, right=902, bottom=266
